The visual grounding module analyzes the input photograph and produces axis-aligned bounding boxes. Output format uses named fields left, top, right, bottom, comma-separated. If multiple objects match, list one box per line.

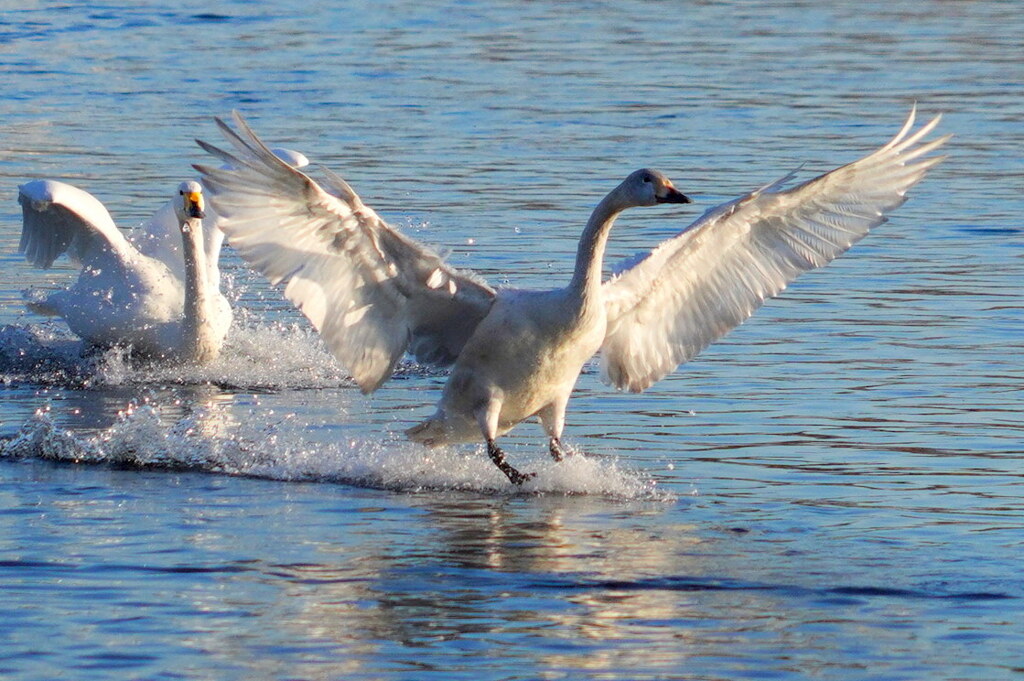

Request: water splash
left=94, top=319, right=355, bottom=390
left=0, top=404, right=671, bottom=500
left=0, top=323, right=96, bottom=387
left=0, top=319, right=353, bottom=390
left=0, top=315, right=668, bottom=499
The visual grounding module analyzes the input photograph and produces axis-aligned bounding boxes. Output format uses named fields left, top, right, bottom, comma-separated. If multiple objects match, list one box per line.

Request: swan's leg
left=477, top=398, right=533, bottom=486
left=537, top=402, right=570, bottom=462
left=549, top=438, right=568, bottom=462
left=487, top=440, right=533, bottom=486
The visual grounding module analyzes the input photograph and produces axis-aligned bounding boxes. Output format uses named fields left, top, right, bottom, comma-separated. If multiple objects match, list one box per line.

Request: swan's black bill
left=657, top=188, right=692, bottom=204
left=186, top=196, right=205, bottom=219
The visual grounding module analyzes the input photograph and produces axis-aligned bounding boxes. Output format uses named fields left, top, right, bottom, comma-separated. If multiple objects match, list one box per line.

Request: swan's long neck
left=569, top=188, right=626, bottom=302
left=180, top=219, right=221, bottom=363
left=204, top=223, right=225, bottom=291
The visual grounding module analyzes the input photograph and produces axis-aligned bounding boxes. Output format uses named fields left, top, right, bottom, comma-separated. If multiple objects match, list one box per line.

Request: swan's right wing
left=195, top=113, right=496, bottom=393
left=18, top=179, right=134, bottom=270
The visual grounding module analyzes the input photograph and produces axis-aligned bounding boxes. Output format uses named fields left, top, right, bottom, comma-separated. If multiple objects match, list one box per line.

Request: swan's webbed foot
left=487, top=439, right=535, bottom=486
left=548, top=437, right=570, bottom=462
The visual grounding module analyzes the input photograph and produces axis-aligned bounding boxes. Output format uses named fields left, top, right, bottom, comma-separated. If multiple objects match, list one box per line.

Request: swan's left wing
left=601, top=108, right=949, bottom=392
left=194, top=113, right=496, bottom=393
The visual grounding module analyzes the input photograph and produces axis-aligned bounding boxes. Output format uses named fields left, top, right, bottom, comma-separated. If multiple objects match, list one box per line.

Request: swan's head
left=175, top=180, right=206, bottom=228
left=622, top=169, right=691, bottom=207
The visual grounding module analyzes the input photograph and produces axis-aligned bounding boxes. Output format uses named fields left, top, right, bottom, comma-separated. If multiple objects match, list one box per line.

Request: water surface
left=0, top=1, right=1021, bottom=679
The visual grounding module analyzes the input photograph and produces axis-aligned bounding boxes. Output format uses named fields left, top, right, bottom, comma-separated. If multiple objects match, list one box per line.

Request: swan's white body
left=18, top=180, right=229, bottom=362
left=196, top=108, right=948, bottom=484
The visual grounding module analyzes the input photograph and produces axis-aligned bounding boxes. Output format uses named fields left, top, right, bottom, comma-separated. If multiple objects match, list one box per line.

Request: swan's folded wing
left=17, top=179, right=133, bottom=269
left=601, top=108, right=949, bottom=392
left=195, top=112, right=496, bottom=393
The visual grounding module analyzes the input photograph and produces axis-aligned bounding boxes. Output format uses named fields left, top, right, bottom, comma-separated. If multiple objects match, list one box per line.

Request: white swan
left=196, top=108, right=948, bottom=484
left=17, top=148, right=309, bottom=364
left=18, top=180, right=229, bottom=363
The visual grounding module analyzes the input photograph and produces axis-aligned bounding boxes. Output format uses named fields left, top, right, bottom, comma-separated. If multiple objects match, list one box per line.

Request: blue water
left=1, top=1, right=1022, bottom=679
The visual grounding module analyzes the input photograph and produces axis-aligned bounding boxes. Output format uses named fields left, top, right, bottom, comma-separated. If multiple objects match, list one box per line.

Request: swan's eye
left=642, top=174, right=652, bottom=184
left=179, top=190, right=185, bottom=195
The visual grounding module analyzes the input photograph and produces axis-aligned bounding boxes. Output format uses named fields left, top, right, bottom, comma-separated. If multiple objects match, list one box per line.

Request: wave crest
left=1, top=405, right=671, bottom=500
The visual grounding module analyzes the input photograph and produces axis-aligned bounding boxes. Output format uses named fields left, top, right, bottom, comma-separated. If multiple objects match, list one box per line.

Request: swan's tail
left=407, top=408, right=483, bottom=447
left=405, top=419, right=447, bottom=448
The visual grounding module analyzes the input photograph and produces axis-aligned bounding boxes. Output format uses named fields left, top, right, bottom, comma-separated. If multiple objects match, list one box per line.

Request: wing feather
left=17, top=179, right=135, bottom=270
left=601, top=107, right=949, bottom=392
left=194, top=112, right=496, bottom=392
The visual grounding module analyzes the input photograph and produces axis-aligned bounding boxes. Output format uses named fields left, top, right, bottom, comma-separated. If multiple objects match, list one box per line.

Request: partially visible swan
left=196, top=108, right=948, bottom=484
left=18, top=180, right=228, bottom=363
left=17, top=147, right=309, bottom=363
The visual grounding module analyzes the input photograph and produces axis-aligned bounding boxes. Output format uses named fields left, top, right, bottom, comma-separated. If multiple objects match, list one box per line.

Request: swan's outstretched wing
left=194, top=112, right=496, bottom=393
left=133, top=147, right=311, bottom=284
left=601, top=107, right=949, bottom=392
left=18, top=179, right=135, bottom=270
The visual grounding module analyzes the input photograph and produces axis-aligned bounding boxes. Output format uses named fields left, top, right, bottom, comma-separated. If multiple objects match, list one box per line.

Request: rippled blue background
left=1, top=1, right=1021, bottom=679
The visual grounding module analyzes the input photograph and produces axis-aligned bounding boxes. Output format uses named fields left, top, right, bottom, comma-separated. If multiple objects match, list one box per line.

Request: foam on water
left=0, top=405, right=671, bottom=500
left=0, top=317, right=354, bottom=390
left=0, top=310, right=669, bottom=499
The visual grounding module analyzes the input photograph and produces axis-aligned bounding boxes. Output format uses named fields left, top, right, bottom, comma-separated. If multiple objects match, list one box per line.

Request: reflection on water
left=1, top=0, right=1023, bottom=679
left=6, top=472, right=1013, bottom=680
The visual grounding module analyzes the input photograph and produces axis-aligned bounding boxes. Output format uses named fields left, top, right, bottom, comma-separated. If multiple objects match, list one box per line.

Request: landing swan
left=18, top=180, right=229, bottom=363
left=196, top=108, right=948, bottom=484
